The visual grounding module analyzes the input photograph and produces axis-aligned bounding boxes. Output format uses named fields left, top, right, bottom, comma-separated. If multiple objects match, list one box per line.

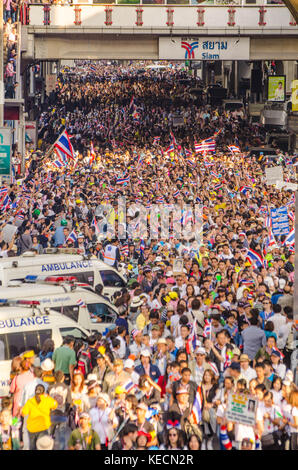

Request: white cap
left=124, top=359, right=135, bottom=369
left=41, top=358, right=55, bottom=372
left=196, top=347, right=206, bottom=355
left=140, top=349, right=151, bottom=357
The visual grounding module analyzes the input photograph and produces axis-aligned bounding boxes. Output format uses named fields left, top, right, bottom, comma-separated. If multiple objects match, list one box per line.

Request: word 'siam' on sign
left=159, top=37, right=250, bottom=61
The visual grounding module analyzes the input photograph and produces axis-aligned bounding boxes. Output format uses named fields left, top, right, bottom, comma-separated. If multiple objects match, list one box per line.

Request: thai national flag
left=156, top=196, right=165, bottom=204
left=201, top=138, right=216, bottom=152
left=153, top=136, right=160, bottom=146
left=186, top=158, right=195, bottom=168
left=283, top=228, right=295, bottom=247
left=1, top=194, right=12, bottom=212
left=190, top=386, right=203, bottom=425
left=116, top=175, right=130, bottom=185
left=66, top=230, right=78, bottom=244
left=139, top=239, right=146, bottom=253
left=120, top=244, right=129, bottom=257
left=228, top=145, right=241, bottom=153
left=92, top=216, right=100, bottom=235
left=239, top=186, right=252, bottom=195
left=122, top=380, right=135, bottom=393
left=184, top=148, right=192, bottom=158
left=173, top=190, right=180, bottom=198
left=220, top=425, right=232, bottom=450
left=203, top=318, right=212, bottom=338
left=55, top=147, right=68, bottom=166
left=54, top=130, right=75, bottom=161
left=246, top=248, right=265, bottom=268
left=76, top=298, right=86, bottom=307
left=52, top=159, right=65, bottom=169
left=170, top=130, right=177, bottom=147
left=165, top=143, right=174, bottom=154
left=0, top=187, right=8, bottom=202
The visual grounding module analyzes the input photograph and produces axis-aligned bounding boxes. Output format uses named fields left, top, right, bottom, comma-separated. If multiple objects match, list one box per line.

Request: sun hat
left=41, top=358, right=55, bottom=372
left=97, top=393, right=110, bottom=407
left=130, top=296, right=144, bottom=308
left=240, top=354, right=250, bottom=362
left=36, top=435, right=54, bottom=451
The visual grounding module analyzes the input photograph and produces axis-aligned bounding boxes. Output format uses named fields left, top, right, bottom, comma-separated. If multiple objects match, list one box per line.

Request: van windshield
left=59, top=327, right=88, bottom=341
left=100, top=270, right=125, bottom=288
left=87, top=303, right=117, bottom=324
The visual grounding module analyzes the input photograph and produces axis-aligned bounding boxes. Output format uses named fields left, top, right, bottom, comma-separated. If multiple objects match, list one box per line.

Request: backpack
left=77, top=348, right=92, bottom=378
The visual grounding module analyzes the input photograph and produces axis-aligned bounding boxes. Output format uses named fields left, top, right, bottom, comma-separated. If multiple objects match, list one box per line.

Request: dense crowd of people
left=0, top=63, right=297, bottom=451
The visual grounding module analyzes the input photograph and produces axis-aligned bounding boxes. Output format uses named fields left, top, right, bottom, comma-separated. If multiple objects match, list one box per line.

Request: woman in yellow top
left=21, top=384, right=57, bottom=450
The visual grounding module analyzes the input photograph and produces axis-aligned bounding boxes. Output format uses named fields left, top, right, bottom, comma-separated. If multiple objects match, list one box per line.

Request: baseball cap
left=196, top=347, right=206, bottom=355
left=140, top=349, right=151, bottom=357
left=124, top=359, right=135, bottom=369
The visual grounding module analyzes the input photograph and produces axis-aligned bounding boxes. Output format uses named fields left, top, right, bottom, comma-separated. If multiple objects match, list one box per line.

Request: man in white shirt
left=270, top=304, right=286, bottom=336
left=239, top=354, right=257, bottom=384
left=277, top=309, right=293, bottom=350
left=116, top=326, right=127, bottom=359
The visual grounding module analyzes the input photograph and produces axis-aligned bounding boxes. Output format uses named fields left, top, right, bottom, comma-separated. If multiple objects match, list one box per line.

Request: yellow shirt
left=136, top=313, right=149, bottom=331
left=22, top=394, right=57, bottom=433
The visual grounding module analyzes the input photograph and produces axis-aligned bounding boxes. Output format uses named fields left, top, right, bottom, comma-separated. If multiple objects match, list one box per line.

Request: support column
left=284, top=61, right=296, bottom=93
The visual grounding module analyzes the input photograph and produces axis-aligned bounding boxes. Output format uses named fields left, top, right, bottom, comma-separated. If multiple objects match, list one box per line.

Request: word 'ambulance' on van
left=0, top=249, right=126, bottom=300
left=0, top=276, right=119, bottom=334
left=0, top=303, right=90, bottom=397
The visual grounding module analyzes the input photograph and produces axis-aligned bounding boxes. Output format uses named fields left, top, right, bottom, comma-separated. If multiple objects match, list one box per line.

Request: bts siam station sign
left=159, top=37, right=250, bottom=61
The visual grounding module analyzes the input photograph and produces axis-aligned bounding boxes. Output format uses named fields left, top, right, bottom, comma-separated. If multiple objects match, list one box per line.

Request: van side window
left=72, top=272, right=94, bottom=285
left=51, top=306, right=79, bottom=323
left=100, top=270, right=125, bottom=288
left=59, top=327, right=88, bottom=341
left=0, top=330, right=52, bottom=360
left=87, top=303, right=117, bottom=324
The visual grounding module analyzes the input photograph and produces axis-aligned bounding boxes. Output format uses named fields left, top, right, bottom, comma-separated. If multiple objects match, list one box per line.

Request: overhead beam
left=283, top=0, right=298, bottom=22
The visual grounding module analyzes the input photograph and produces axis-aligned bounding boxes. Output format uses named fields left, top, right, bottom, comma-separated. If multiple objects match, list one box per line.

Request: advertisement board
left=0, top=128, right=12, bottom=178
left=267, top=75, right=286, bottom=102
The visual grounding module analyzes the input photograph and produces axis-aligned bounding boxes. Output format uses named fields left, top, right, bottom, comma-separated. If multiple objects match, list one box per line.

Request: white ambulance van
left=0, top=249, right=127, bottom=300
left=0, top=278, right=119, bottom=334
left=0, top=304, right=90, bottom=397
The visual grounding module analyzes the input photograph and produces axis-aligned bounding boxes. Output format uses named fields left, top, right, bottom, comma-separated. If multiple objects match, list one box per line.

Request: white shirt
left=116, top=335, right=126, bottom=359
left=271, top=314, right=286, bottom=335
left=240, top=366, right=257, bottom=384
left=277, top=322, right=292, bottom=349
left=256, top=404, right=282, bottom=435
left=281, top=403, right=298, bottom=434
left=89, top=406, right=114, bottom=444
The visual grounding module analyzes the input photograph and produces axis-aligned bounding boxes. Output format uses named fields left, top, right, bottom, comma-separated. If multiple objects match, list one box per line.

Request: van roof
left=0, top=283, right=102, bottom=299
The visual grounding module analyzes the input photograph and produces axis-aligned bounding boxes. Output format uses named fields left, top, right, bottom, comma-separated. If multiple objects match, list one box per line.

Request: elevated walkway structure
left=21, top=4, right=298, bottom=61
